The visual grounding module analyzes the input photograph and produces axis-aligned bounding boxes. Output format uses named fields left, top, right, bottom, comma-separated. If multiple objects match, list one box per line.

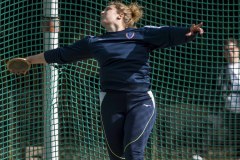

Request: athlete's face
left=224, top=41, right=240, bottom=63
left=100, top=5, right=122, bottom=28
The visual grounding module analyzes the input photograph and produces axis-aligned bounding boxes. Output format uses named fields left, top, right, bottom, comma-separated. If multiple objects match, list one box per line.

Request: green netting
left=0, top=0, right=240, bottom=159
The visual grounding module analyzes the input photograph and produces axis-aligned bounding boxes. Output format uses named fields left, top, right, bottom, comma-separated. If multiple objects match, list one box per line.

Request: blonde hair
left=108, top=1, right=143, bottom=28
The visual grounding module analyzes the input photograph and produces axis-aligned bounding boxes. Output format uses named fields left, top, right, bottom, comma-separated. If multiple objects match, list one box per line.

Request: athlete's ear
left=117, top=13, right=124, bottom=20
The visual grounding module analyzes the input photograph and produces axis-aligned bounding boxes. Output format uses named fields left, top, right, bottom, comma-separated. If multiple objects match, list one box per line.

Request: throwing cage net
left=0, top=0, right=239, bottom=159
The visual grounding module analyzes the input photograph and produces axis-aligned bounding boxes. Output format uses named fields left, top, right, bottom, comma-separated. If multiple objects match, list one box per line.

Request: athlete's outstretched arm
left=26, top=36, right=92, bottom=65
left=143, top=22, right=204, bottom=49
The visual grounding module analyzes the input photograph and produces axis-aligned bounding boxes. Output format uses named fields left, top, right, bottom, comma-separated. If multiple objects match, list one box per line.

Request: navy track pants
left=99, top=91, right=156, bottom=160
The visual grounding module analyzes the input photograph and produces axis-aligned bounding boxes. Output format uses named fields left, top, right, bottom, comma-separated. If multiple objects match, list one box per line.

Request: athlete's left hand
left=186, top=22, right=204, bottom=36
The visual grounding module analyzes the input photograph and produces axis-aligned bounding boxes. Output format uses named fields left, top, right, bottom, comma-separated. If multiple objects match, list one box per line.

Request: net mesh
left=0, top=0, right=239, bottom=159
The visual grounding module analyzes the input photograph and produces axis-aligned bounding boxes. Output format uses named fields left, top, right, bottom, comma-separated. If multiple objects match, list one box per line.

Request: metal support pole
left=42, top=0, right=59, bottom=159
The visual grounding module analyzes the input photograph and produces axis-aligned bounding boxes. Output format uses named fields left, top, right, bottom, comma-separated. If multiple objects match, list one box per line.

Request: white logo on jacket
left=126, top=32, right=135, bottom=39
